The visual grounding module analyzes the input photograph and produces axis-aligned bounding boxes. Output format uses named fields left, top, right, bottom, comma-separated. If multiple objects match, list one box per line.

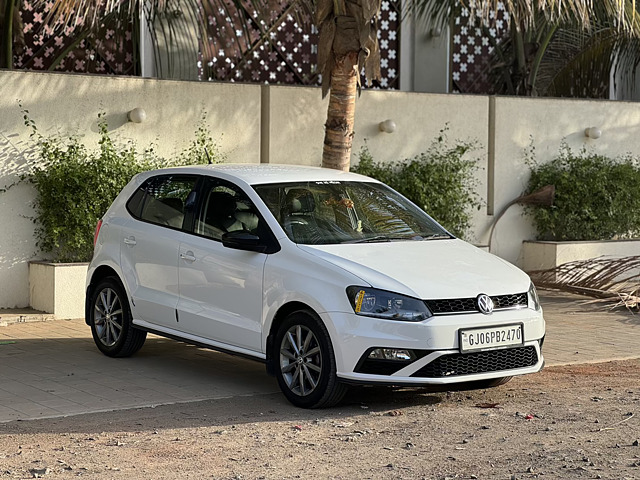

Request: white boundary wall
left=2, top=70, right=640, bottom=308
left=0, top=71, right=261, bottom=308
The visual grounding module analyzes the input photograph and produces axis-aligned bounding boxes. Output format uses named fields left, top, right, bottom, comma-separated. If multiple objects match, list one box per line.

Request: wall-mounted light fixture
left=127, top=107, right=147, bottom=124
left=584, top=126, right=602, bottom=139
left=378, top=119, right=396, bottom=134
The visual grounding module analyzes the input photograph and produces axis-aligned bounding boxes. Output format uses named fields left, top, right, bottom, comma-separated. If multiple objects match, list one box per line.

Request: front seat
left=282, top=189, right=323, bottom=244
left=204, top=191, right=243, bottom=237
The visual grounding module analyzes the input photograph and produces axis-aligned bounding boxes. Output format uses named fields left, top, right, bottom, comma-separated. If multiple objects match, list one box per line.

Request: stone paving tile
left=0, top=405, right=21, bottom=419
left=540, top=290, right=640, bottom=365
left=0, top=322, right=277, bottom=423
left=36, top=397, right=84, bottom=411
left=0, top=291, right=638, bottom=423
left=10, top=403, right=62, bottom=418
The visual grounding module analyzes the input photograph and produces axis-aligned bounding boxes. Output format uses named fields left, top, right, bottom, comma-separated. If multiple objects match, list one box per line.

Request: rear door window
left=126, top=175, right=199, bottom=231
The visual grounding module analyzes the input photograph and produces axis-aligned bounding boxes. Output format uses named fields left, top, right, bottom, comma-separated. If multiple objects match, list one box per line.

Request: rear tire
left=88, top=277, right=146, bottom=357
left=274, top=310, right=347, bottom=408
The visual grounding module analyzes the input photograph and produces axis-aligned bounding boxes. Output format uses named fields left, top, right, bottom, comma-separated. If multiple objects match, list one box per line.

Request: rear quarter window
left=126, top=188, right=146, bottom=218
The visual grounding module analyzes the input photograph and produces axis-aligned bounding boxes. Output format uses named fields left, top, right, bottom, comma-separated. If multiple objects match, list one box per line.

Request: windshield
left=253, top=181, right=451, bottom=245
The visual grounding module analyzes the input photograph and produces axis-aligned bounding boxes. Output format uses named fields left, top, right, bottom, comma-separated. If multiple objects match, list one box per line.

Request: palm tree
left=317, top=0, right=639, bottom=170
left=10, top=0, right=640, bottom=171
left=315, top=0, right=381, bottom=171
left=448, top=3, right=640, bottom=97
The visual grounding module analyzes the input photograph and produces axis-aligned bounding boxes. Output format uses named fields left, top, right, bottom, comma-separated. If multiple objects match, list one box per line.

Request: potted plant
left=522, top=143, right=640, bottom=271
left=23, top=107, right=221, bottom=318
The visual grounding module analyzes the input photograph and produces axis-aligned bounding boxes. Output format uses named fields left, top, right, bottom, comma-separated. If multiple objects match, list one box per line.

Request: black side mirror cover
left=221, top=231, right=268, bottom=253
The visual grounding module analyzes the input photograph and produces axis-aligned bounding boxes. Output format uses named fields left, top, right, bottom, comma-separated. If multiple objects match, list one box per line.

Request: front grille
left=426, top=297, right=476, bottom=313
left=426, top=292, right=528, bottom=315
left=493, top=293, right=528, bottom=309
left=410, top=346, right=538, bottom=378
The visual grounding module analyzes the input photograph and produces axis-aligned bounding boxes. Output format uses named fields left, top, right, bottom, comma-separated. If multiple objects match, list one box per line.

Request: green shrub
left=352, top=128, right=482, bottom=239
left=525, top=143, right=640, bottom=241
left=177, top=111, right=225, bottom=165
left=22, top=106, right=222, bottom=262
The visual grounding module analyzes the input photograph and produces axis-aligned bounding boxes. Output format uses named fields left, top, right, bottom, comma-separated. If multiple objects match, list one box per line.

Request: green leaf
left=524, top=141, right=640, bottom=241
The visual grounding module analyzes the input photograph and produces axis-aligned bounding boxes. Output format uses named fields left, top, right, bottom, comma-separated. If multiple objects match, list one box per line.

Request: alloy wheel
left=279, top=324, right=323, bottom=396
left=93, top=287, right=124, bottom=347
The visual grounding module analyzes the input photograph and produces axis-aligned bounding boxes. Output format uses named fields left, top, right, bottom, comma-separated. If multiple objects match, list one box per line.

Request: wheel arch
left=265, top=301, right=318, bottom=376
left=85, top=265, right=122, bottom=325
left=266, top=301, right=348, bottom=407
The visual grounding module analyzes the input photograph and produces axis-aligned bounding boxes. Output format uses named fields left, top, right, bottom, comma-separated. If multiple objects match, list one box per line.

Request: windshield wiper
left=343, top=235, right=418, bottom=244
left=342, top=235, right=391, bottom=244
left=341, top=233, right=453, bottom=244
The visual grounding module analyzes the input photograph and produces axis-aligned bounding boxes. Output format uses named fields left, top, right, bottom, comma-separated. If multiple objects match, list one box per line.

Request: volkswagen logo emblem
left=477, top=294, right=494, bottom=315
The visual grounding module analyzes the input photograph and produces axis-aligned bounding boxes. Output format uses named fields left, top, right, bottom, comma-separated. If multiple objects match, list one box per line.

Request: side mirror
left=221, top=231, right=268, bottom=253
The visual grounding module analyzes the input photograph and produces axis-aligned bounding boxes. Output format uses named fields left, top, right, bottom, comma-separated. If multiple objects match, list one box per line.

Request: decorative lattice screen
left=198, top=0, right=401, bottom=88
left=451, top=3, right=507, bottom=94
left=14, top=0, right=400, bottom=89
left=14, top=0, right=137, bottom=75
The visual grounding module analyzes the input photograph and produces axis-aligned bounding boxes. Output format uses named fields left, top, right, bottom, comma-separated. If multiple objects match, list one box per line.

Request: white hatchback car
left=86, top=164, right=545, bottom=408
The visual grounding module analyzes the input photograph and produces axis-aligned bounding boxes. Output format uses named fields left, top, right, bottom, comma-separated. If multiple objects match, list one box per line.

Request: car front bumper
left=322, top=308, right=546, bottom=386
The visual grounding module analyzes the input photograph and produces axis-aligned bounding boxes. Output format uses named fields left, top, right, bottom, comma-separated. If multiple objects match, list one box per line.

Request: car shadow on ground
left=1, top=335, right=454, bottom=430
left=2, top=386, right=450, bottom=436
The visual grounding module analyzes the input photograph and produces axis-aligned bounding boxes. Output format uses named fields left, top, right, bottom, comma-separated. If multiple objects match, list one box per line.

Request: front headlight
left=528, top=282, right=541, bottom=311
left=346, top=286, right=432, bottom=322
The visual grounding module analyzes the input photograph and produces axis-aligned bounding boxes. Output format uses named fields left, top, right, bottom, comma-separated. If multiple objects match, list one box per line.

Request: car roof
left=140, top=163, right=378, bottom=186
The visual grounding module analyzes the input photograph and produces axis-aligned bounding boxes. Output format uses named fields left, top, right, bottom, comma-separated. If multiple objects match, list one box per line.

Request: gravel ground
left=1, top=359, right=639, bottom=480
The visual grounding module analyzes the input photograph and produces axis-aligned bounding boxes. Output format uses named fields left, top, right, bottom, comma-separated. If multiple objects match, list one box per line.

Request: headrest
left=208, top=191, right=237, bottom=217
left=286, top=189, right=315, bottom=214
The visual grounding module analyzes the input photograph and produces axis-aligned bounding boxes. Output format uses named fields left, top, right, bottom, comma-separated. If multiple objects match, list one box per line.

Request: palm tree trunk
left=322, top=51, right=358, bottom=171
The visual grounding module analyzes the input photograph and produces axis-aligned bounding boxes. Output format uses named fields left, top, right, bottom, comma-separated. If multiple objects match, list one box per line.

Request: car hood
left=297, top=239, right=530, bottom=299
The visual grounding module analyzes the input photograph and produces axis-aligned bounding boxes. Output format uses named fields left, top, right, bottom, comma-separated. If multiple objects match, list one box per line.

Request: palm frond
left=457, top=3, right=640, bottom=98
left=530, top=255, right=640, bottom=311
left=537, top=27, right=617, bottom=97
left=32, top=0, right=289, bottom=79
left=405, top=0, right=638, bottom=33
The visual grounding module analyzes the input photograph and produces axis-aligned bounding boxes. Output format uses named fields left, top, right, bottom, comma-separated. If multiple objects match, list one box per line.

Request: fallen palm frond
left=530, top=255, right=640, bottom=311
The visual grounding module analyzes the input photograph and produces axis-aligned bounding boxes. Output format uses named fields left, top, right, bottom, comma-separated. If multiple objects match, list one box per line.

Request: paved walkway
left=0, top=291, right=638, bottom=423
left=541, top=290, right=640, bottom=365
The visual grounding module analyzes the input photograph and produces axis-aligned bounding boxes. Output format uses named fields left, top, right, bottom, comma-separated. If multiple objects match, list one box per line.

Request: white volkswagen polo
left=86, top=164, right=545, bottom=408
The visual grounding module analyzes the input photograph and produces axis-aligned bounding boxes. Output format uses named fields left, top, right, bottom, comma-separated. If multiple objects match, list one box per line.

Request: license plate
left=459, top=324, right=524, bottom=353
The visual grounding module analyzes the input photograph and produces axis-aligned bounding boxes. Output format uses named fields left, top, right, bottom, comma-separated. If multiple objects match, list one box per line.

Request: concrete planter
left=522, top=240, right=640, bottom=272
left=29, top=261, right=89, bottom=319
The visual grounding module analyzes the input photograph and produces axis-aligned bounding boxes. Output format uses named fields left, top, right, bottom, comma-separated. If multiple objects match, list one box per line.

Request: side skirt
left=133, top=322, right=267, bottom=365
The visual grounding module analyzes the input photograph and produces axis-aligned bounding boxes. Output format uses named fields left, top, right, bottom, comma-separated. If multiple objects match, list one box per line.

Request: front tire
left=88, top=277, right=146, bottom=357
left=274, top=310, right=347, bottom=408
left=475, top=376, right=512, bottom=388
left=456, top=376, right=513, bottom=390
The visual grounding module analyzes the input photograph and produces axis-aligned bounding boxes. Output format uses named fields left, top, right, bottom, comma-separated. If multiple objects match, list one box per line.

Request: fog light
left=368, top=348, right=414, bottom=361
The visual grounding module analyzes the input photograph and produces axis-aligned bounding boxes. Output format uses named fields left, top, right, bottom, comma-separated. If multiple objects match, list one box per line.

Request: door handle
left=180, top=251, right=196, bottom=262
left=123, top=236, right=136, bottom=246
